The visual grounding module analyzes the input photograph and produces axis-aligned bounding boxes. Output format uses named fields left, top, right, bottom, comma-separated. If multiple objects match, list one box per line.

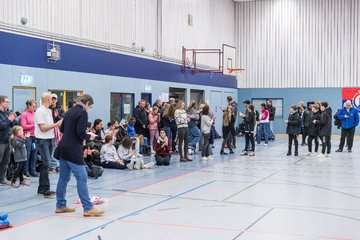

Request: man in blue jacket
left=335, top=100, right=359, bottom=153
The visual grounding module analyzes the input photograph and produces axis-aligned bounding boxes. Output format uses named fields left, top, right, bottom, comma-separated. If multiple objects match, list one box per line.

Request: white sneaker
left=264, top=144, right=268, bottom=147
left=137, top=153, right=143, bottom=157
left=311, top=152, right=318, bottom=156
left=23, top=175, right=31, bottom=180
left=303, top=152, right=312, bottom=156
left=207, top=156, right=214, bottom=160
left=140, top=159, right=145, bottom=169
left=202, top=156, right=208, bottom=161
left=316, top=153, right=326, bottom=158
left=134, top=160, right=141, bottom=170
left=144, top=161, right=155, bottom=169
left=325, top=154, right=331, bottom=158
left=126, top=159, right=135, bottom=170
left=249, top=151, right=255, bottom=156
left=151, top=150, right=155, bottom=155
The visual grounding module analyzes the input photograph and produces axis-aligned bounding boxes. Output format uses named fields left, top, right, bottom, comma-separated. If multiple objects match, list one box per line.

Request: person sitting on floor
left=100, top=135, right=128, bottom=169
left=117, top=137, right=154, bottom=170
left=155, top=129, right=172, bottom=166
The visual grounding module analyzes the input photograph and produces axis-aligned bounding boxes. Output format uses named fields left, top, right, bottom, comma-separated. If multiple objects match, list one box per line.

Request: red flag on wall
left=342, top=88, right=360, bottom=112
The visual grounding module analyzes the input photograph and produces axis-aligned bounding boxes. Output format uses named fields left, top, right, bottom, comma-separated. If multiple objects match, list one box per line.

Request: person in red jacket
left=155, top=129, right=171, bottom=166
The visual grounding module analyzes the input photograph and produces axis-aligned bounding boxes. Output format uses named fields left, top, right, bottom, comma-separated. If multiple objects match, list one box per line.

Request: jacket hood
left=119, top=119, right=128, bottom=129
left=324, top=107, right=332, bottom=115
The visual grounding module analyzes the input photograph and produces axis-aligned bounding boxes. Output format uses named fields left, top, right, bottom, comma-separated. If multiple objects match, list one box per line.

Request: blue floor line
left=66, top=180, right=216, bottom=240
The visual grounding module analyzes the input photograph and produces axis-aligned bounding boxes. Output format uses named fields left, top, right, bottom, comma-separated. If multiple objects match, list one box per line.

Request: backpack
left=87, top=165, right=104, bottom=179
left=334, top=109, right=342, bottom=129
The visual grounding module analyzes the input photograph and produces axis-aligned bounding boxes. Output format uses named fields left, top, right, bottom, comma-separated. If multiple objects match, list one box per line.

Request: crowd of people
left=0, top=92, right=359, bottom=216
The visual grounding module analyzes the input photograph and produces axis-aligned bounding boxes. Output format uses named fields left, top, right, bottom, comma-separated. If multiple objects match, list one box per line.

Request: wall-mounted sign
left=20, top=75, right=34, bottom=85
left=144, top=84, right=152, bottom=92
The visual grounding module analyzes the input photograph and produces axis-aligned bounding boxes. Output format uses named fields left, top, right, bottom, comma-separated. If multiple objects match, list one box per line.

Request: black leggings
left=177, top=127, right=189, bottom=158
left=307, top=135, right=319, bottom=153
left=244, top=132, right=255, bottom=152
left=12, top=161, right=25, bottom=183
left=221, top=132, right=233, bottom=151
left=288, top=134, right=298, bottom=153
left=321, top=135, right=331, bottom=154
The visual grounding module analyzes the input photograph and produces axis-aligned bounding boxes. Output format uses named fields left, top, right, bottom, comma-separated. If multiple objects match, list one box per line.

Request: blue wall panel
left=238, top=88, right=356, bottom=135
left=0, top=31, right=236, bottom=89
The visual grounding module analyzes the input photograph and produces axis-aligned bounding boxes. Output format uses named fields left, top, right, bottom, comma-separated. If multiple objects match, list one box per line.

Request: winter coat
left=50, top=103, right=65, bottom=122
left=0, top=109, right=13, bottom=144
left=338, top=107, right=359, bottom=129
left=116, top=126, right=127, bottom=143
left=286, top=112, right=301, bottom=135
left=230, top=101, right=238, bottom=120
left=148, top=113, right=160, bottom=130
left=259, top=109, right=270, bottom=123
left=175, top=109, right=188, bottom=128
left=319, top=107, right=332, bottom=136
left=162, top=115, right=177, bottom=129
left=20, top=109, right=35, bottom=136
left=11, top=137, right=27, bottom=163
left=267, top=105, right=276, bottom=121
left=302, top=109, right=312, bottom=128
left=133, top=105, right=149, bottom=132
left=201, top=115, right=213, bottom=134
left=242, top=111, right=255, bottom=132
left=308, top=111, right=321, bottom=136
left=155, top=138, right=172, bottom=157
left=127, top=124, right=136, bottom=137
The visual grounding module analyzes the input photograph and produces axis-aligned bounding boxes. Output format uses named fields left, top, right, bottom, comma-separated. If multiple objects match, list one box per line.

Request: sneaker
left=316, top=154, right=326, bottom=158
left=134, top=160, right=141, bottom=170
left=140, top=159, right=145, bottom=169
left=241, top=151, right=248, bottom=156
left=220, top=150, right=228, bottom=155
left=229, top=150, right=234, bottom=154
left=325, top=153, right=331, bottom=157
left=249, top=151, right=255, bottom=156
left=286, top=152, right=291, bottom=156
left=311, top=152, right=318, bottom=156
left=126, top=159, right=135, bottom=170
left=264, top=144, right=268, bottom=147
left=0, top=179, right=11, bottom=186
left=335, top=149, right=343, bottom=152
left=303, top=152, right=312, bottom=156
left=348, top=149, right=352, bottom=153
left=294, top=152, right=298, bottom=156
left=11, top=182, right=19, bottom=188
left=83, top=208, right=104, bottom=217
left=202, top=156, right=208, bottom=161
left=144, top=161, right=155, bottom=169
left=207, top=156, right=214, bottom=160
left=301, top=143, right=307, bottom=146
left=180, top=157, right=187, bottom=162
left=23, top=175, right=31, bottom=180
left=56, top=206, right=76, bottom=213
left=20, top=181, right=30, bottom=186
left=151, top=150, right=155, bottom=155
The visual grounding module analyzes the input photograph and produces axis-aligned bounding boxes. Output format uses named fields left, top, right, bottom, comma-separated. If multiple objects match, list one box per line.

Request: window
left=111, top=93, right=134, bottom=122
left=252, top=98, right=283, bottom=118
left=12, top=87, right=36, bottom=113
left=49, top=90, right=83, bottom=111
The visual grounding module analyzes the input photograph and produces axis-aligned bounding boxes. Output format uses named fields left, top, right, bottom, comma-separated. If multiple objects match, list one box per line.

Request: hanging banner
left=342, top=88, right=360, bottom=112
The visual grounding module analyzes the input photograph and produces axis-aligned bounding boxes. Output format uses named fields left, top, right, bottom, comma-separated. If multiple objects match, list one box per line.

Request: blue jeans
left=56, top=159, right=93, bottom=211
left=25, top=136, right=38, bottom=175
left=188, top=126, right=201, bottom=149
left=35, top=138, right=54, bottom=193
left=50, top=138, right=58, bottom=168
left=269, top=120, right=275, bottom=139
left=257, top=122, right=270, bottom=144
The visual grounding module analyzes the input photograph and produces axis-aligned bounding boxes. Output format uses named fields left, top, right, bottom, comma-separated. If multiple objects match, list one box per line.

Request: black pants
left=302, top=126, right=309, bottom=144
left=321, top=135, right=331, bottom=154
left=202, top=133, right=211, bottom=157
left=36, top=138, right=53, bottom=194
left=101, top=161, right=126, bottom=169
left=12, top=161, right=25, bottom=183
left=307, top=135, right=319, bottom=153
left=288, top=134, right=298, bottom=153
left=339, top=127, right=356, bottom=150
left=177, top=127, right=189, bottom=158
left=244, top=132, right=255, bottom=152
left=170, top=127, right=177, bottom=151
left=155, top=155, right=171, bottom=166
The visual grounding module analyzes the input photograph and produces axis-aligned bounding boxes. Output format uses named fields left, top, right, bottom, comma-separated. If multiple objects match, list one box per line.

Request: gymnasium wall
left=238, top=87, right=360, bottom=136
left=0, top=0, right=235, bottom=67
left=236, top=0, right=360, bottom=88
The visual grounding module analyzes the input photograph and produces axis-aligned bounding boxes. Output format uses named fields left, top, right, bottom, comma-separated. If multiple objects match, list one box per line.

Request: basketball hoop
left=227, top=68, right=245, bottom=74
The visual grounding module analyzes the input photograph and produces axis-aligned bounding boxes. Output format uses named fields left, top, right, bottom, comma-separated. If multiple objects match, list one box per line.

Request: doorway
left=12, top=87, right=36, bottom=113
left=169, top=88, right=186, bottom=104
left=210, top=90, right=223, bottom=134
left=111, top=93, right=134, bottom=122
left=190, top=89, right=204, bottom=107
left=141, top=93, right=152, bottom=106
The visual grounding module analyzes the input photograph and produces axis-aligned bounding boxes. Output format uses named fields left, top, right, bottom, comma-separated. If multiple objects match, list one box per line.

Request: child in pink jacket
left=148, top=106, right=160, bottom=153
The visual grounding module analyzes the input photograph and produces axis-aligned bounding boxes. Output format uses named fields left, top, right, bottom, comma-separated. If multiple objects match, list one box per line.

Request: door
left=210, top=90, right=223, bottom=135
left=190, top=89, right=204, bottom=107
left=141, top=93, right=152, bottom=106
left=12, top=87, right=36, bottom=113
left=111, top=93, right=134, bottom=122
left=49, top=90, right=83, bottom=111
left=169, top=87, right=187, bottom=104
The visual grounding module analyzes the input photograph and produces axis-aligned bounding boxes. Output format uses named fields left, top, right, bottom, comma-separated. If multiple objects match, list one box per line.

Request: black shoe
left=38, top=190, right=56, bottom=198
left=348, top=149, right=352, bottom=153
left=30, top=172, right=39, bottom=177
left=286, top=152, right=291, bottom=156
left=301, top=143, right=307, bottom=146
left=335, top=149, right=343, bottom=152
left=229, top=150, right=234, bottom=154
left=232, top=145, right=236, bottom=149
left=24, top=173, right=30, bottom=177
left=220, top=150, right=228, bottom=155
left=294, top=152, right=298, bottom=156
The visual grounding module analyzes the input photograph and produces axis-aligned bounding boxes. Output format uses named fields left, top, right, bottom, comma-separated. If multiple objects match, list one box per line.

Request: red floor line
left=1, top=215, right=51, bottom=232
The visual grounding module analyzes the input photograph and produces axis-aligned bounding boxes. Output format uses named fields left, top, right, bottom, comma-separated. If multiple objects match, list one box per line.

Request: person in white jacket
left=200, top=105, right=213, bottom=160
left=175, top=100, right=192, bottom=162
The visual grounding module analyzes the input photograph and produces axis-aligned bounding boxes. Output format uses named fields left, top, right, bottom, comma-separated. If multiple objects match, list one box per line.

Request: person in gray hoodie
left=201, top=105, right=213, bottom=160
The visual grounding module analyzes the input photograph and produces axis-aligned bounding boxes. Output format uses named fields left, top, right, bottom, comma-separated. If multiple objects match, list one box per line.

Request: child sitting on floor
left=155, top=129, right=172, bottom=166
left=11, top=126, right=30, bottom=188
left=100, top=135, right=129, bottom=169
left=117, top=137, right=154, bottom=169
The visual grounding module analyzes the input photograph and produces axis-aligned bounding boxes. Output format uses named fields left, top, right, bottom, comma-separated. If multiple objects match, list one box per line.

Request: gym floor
left=1, top=136, right=359, bottom=240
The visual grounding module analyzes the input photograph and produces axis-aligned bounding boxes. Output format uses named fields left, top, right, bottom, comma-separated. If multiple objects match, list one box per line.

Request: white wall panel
left=237, top=0, right=360, bottom=88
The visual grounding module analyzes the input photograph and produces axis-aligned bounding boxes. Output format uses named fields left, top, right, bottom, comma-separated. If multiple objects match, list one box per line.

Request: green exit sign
left=20, top=75, right=34, bottom=85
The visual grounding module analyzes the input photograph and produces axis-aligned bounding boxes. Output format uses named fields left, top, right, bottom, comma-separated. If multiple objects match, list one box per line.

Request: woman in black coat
left=240, top=105, right=256, bottom=156
left=306, top=103, right=322, bottom=155
left=285, top=105, right=301, bottom=156
left=317, top=102, right=332, bottom=156
left=55, top=94, right=104, bottom=217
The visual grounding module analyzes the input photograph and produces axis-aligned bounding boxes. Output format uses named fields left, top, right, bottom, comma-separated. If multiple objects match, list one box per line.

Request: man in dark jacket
left=301, top=102, right=314, bottom=146
left=316, top=102, right=332, bottom=157
left=50, top=93, right=65, bottom=122
left=55, top=94, right=104, bottom=217
left=285, top=105, right=301, bottom=156
left=266, top=99, right=276, bottom=141
left=0, top=95, right=17, bottom=185
left=335, top=100, right=359, bottom=153
left=227, top=96, right=238, bottom=148
left=305, top=103, right=321, bottom=155
left=133, top=99, right=149, bottom=138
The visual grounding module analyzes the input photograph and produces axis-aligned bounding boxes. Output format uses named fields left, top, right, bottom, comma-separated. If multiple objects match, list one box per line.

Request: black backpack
left=87, top=165, right=104, bottom=179
left=334, top=109, right=342, bottom=129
